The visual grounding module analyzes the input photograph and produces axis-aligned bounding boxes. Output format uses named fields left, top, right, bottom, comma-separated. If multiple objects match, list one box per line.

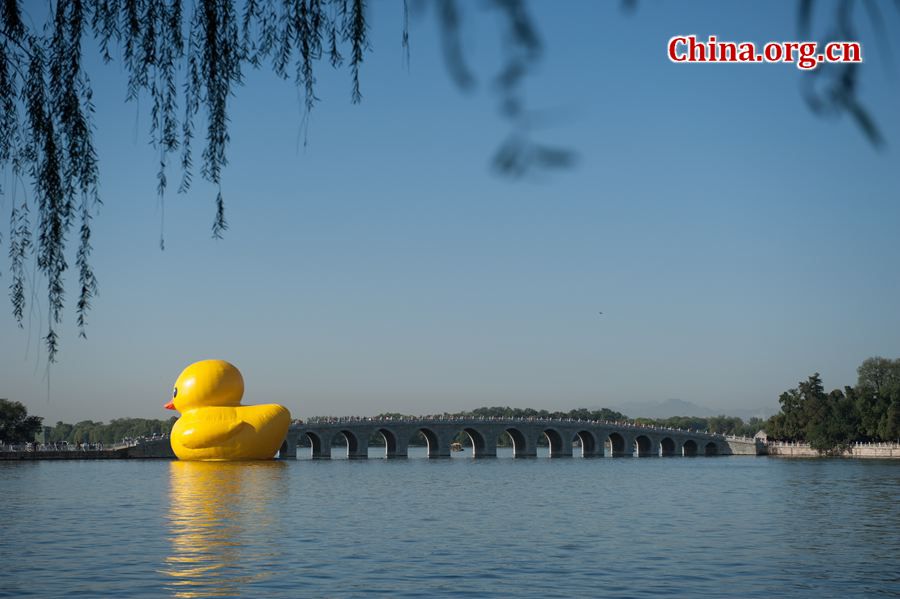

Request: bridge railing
left=767, top=440, right=900, bottom=449
left=296, top=415, right=746, bottom=439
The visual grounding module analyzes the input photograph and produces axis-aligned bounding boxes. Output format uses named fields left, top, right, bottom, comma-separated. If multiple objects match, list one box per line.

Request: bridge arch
left=634, top=435, right=654, bottom=457
left=574, top=430, right=600, bottom=457
left=607, top=432, right=627, bottom=457
left=286, top=420, right=738, bottom=461
left=333, top=429, right=363, bottom=459
left=417, top=427, right=441, bottom=459
left=660, top=437, right=676, bottom=457
left=503, top=427, right=531, bottom=458
left=376, top=428, right=399, bottom=458
left=458, top=427, right=490, bottom=458
left=543, top=428, right=566, bottom=458
left=683, top=439, right=698, bottom=457
left=303, top=431, right=327, bottom=459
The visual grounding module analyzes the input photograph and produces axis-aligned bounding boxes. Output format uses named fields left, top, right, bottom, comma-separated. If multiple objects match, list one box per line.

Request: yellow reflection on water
left=161, top=460, right=287, bottom=598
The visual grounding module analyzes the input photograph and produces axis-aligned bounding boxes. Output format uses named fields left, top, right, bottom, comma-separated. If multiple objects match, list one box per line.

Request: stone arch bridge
left=280, top=417, right=761, bottom=459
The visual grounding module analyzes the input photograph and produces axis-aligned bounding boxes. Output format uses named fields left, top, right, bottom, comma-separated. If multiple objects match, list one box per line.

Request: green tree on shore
left=766, top=357, right=900, bottom=451
left=855, top=357, right=900, bottom=441
left=883, top=399, right=900, bottom=442
left=45, top=417, right=177, bottom=445
left=0, top=399, right=43, bottom=443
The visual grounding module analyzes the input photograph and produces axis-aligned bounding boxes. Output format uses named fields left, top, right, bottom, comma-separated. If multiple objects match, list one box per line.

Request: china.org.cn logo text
left=668, top=35, right=862, bottom=70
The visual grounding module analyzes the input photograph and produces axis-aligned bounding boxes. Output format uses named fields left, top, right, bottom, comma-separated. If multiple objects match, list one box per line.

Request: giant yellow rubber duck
left=165, top=360, right=291, bottom=460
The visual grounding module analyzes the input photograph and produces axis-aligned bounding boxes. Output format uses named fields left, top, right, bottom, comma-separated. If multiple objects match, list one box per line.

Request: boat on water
left=450, top=442, right=464, bottom=452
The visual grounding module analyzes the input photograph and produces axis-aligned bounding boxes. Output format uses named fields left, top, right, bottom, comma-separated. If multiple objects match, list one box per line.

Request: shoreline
left=5, top=444, right=900, bottom=460
left=766, top=442, right=900, bottom=459
left=0, top=439, right=176, bottom=461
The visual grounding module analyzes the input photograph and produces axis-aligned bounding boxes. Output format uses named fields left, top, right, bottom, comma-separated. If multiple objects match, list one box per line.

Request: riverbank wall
left=724, top=437, right=762, bottom=455
left=0, top=439, right=175, bottom=460
left=767, top=442, right=900, bottom=458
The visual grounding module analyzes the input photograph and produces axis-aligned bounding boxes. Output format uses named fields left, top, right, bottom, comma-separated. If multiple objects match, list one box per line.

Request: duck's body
left=170, top=404, right=291, bottom=461
left=165, top=360, right=291, bottom=461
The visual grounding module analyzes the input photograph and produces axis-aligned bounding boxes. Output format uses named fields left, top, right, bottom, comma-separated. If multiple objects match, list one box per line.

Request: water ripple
left=2, top=456, right=900, bottom=597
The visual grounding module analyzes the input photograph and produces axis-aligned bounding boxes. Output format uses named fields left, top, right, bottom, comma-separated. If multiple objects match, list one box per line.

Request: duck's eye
left=173, top=387, right=178, bottom=398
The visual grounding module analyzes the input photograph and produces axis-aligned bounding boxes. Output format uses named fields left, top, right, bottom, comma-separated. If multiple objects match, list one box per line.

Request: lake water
left=2, top=449, right=899, bottom=597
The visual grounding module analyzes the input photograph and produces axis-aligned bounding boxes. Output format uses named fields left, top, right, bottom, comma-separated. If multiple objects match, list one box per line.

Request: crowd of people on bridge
left=297, top=415, right=752, bottom=440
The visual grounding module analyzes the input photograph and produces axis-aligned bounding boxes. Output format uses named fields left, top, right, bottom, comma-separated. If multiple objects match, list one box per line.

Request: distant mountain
left=605, top=399, right=775, bottom=421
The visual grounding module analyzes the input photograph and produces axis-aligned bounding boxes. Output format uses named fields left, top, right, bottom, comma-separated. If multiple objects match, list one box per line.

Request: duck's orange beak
left=164, top=401, right=176, bottom=410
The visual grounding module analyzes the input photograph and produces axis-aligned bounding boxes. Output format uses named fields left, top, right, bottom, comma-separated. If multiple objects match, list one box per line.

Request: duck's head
left=164, top=359, right=244, bottom=412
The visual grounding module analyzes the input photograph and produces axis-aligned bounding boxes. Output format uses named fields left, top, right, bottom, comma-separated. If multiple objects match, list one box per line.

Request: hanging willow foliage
left=0, top=0, right=885, bottom=364
left=0, top=0, right=381, bottom=363
left=0, top=0, right=564, bottom=363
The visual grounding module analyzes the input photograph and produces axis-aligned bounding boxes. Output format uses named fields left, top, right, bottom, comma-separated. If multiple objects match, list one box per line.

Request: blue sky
left=2, top=0, right=899, bottom=424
